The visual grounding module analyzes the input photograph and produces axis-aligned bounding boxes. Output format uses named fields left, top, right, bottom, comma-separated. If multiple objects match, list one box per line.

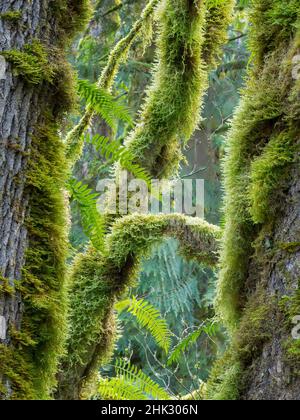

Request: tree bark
left=242, top=165, right=300, bottom=400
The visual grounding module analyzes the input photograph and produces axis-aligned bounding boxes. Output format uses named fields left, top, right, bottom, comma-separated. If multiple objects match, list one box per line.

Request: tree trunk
left=207, top=0, right=300, bottom=401
left=0, top=0, right=89, bottom=400
left=242, top=165, right=300, bottom=400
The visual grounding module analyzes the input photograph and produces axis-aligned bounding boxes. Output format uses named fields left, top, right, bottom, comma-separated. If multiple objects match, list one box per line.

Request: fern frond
left=99, top=377, right=147, bottom=400
left=115, top=297, right=172, bottom=353
left=68, top=179, right=105, bottom=251
left=114, top=359, right=171, bottom=400
left=87, top=134, right=151, bottom=185
left=167, top=321, right=220, bottom=366
left=78, top=79, right=132, bottom=131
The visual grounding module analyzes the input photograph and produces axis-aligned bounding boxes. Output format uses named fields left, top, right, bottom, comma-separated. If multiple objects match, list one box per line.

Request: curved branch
left=56, top=215, right=221, bottom=399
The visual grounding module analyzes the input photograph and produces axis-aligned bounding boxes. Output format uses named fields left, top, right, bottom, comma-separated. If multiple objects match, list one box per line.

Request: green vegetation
left=0, top=11, right=22, bottom=22
left=1, top=0, right=298, bottom=401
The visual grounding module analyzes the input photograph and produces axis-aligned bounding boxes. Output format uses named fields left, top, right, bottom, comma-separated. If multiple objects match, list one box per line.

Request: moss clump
left=0, top=275, right=15, bottom=296
left=202, top=0, right=234, bottom=69
left=57, top=215, right=221, bottom=399
left=51, top=0, right=92, bottom=44
left=207, top=288, right=274, bottom=400
left=206, top=351, right=242, bottom=401
left=0, top=11, right=22, bottom=22
left=2, top=40, right=56, bottom=85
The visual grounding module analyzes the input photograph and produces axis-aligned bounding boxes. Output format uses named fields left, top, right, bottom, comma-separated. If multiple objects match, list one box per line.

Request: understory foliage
left=208, top=0, right=300, bottom=399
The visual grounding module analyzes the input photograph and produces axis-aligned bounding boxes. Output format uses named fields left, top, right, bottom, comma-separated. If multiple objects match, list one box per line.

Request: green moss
left=206, top=351, right=242, bottom=400
left=19, top=122, right=70, bottom=399
left=210, top=1, right=300, bottom=400
left=57, top=215, right=220, bottom=399
left=249, top=131, right=298, bottom=224
left=280, top=287, right=300, bottom=375
left=216, top=5, right=300, bottom=330
left=66, top=0, right=160, bottom=163
left=2, top=40, right=56, bottom=85
left=61, top=0, right=235, bottom=399
left=0, top=345, right=35, bottom=400
left=0, top=0, right=91, bottom=401
left=1, top=120, right=70, bottom=400
left=0, top=11, right=22, bottom=22
left=249, top=0, right=300, bottom=67
left=203, top=0, right=234, bottom=69
left=0, top=275, right=15, bottom=296
left=51, top=0, right=92, bottom=43
left=124, top=0, right=207, bottom=178
left=207, top=288, right=274, bottom=399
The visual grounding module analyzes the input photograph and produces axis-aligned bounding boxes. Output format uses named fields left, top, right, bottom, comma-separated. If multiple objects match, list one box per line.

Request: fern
left=68, top=179, right=105, bottom=251
left=78, top=79, right=132, bottom=131
left=167, top=321, right=220, bottom=366
left=99, top=360, right=171, bottom=400
left=115, top=297, right=172, bottom=353
left=99, top=377, right=147, bottom=400
left=87, top=134, right=151, bottom=185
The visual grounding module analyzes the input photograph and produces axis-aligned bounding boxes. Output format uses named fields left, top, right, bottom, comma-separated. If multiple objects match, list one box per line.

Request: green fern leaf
left=87, top=134, right=151, bottom=185
left=99, top=377, right=147, bottom=400
left=99, top=360, right=171, bottom=401
left=78, top=79, right=133, bottom=131
left=68, top=179, right=105, bottom=251
left=167, top=320, right=220, bottom=366
left=115, top=297, right=172, bottom=353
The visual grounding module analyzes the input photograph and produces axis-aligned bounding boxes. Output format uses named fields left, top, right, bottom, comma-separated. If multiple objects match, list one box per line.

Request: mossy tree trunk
left=0, top=0, right=90, bottom=400
left=208, top=0, right=300, bottom=401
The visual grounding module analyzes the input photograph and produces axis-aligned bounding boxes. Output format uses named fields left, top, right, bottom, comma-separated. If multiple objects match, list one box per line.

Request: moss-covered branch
left=66, top=0, right=160, bottom=163
left=58, top=0, right=234, bottom=400
left=57, top=215, right=221, bottom=399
